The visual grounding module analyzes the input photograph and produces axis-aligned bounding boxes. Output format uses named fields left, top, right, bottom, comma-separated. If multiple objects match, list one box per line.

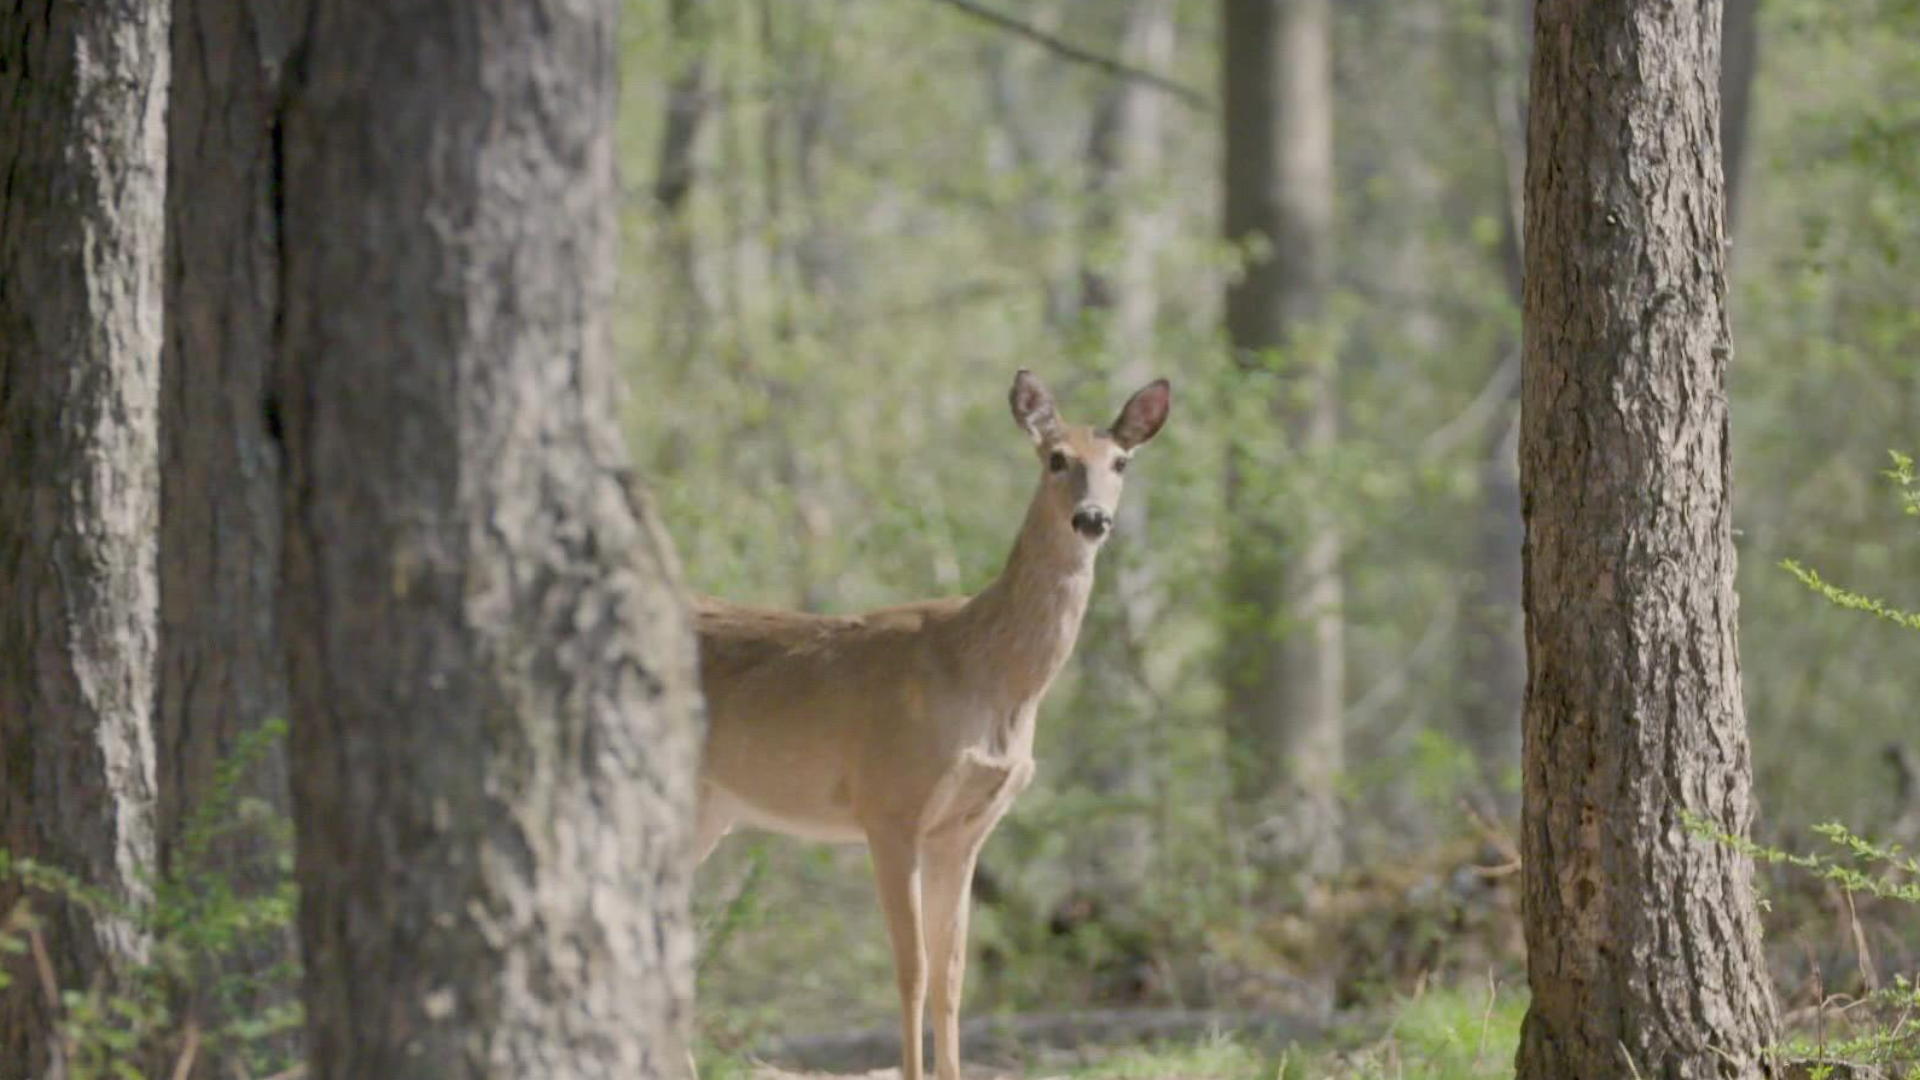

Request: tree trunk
left=1516, top=2, right=1779, bottom=1077
left=655, top=0, right=714, bottom=354
left=1220, top=0, right=1344, bottom=880
left=0, top=1, right=167, bottom=1073
left=275, top=0, right=704, bottom=1076
left=1062, top=0, right=1175, bottom=959
left=156, top=0, right=305, bottom=1070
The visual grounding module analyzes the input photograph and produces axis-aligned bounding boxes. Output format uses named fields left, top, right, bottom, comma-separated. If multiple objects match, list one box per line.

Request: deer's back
left=693, top=595, right=968, bottom=690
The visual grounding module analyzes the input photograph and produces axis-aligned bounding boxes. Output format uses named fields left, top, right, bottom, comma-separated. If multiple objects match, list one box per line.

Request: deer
left=692, top=370, right=1170, bottom=1080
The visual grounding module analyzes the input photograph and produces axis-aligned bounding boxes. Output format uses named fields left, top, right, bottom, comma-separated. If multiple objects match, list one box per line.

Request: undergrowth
left=0, top=717, right=299, bottom=1080
left=1687, top=451, right=1920, bottom=1079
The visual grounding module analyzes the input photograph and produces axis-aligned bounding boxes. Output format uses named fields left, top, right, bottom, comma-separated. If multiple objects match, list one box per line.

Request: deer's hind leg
left=693, top=782, right=737, bottom=864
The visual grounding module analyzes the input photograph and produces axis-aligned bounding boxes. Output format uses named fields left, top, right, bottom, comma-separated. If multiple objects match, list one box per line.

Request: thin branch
left=1480, top=0, right=1527, bottom=303
left=929, top=0, right=1212, bottom=111
left=1348, top=593, right=1459, bottom=731
left=1421, top=347, right=1520, bottom=458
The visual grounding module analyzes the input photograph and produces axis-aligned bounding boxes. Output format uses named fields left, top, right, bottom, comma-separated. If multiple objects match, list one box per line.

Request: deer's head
left=1009, top=370, right=1171, bottom=546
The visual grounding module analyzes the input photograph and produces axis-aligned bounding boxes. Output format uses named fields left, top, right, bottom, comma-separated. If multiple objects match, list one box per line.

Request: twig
left=1475, top=970, right=1498, bottom=1065
left=929, top=0, right=1212, bottom=111
left=28, top=922, right=69, bottom=1080
left=1460, top=798, right=1522, bottom=870
left=28, top=923, right=60, bottom=1014
left=169, top=1021, right=201, bottom=1080
left=1618, top=1040, right=1648, bottom=1080
left=1479, top=0, right=1526, bottom=303
left=1843, top=888, right=1881, bottom=993
left=1420, top=348, right=1520, bottom=458
left=1347, top=594, right=1459, bottom=729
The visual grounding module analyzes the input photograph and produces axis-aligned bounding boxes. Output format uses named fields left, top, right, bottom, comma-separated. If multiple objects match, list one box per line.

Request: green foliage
left=1685, top=815, right=1920, bottom=907
left=1686, top=458, right=1920, bottom=1076
left=1047, top=985, right=1528, bottom=1080
left=0, top=718, right=299, bottom=1079
left=1781, top=453, right=1920, bottom=632
left=1686, top=816, right=1920, bottom=1074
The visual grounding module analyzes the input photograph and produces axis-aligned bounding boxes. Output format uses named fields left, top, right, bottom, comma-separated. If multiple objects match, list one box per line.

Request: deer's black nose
left=1072, top=507, right=1111, bottom=540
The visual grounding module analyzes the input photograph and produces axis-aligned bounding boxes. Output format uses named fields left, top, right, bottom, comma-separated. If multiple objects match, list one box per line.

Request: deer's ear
left=1009, top=369, right=1061, bottom=444
left=1110, top=378, right=1170, bottom=449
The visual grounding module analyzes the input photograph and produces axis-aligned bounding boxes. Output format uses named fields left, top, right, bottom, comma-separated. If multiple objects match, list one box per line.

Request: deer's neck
left=958, top=490, right=1096, bottom=725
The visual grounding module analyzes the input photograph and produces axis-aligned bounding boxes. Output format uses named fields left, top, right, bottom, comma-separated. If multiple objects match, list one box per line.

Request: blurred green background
left=609, top=0, right=1919, bottom=1061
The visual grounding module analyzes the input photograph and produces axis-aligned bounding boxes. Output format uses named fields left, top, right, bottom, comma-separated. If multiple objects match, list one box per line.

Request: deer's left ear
left=1010, top=369, right=1063, bottom=445
left=1110, top=379, right=1170, bottom=449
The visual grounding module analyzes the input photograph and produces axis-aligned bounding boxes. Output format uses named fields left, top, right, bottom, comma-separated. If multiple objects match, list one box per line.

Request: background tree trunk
left=1060, top=0, right=1176, bottom=971
left=654, top=0, right=714, bottom=359
left=157, top=0, right=306, bottom=1070
left=1720, top=0, right=1761, bottom=235
left=275, top=0, right=704, bottom=1075
left=1516, top=1, right=1779, bottom=1076
left=0, top=1, right=167, bottom=1072
left=1456, top=0, right=1530, bottom=817
left=1220, top=0, right=1344, bottom=880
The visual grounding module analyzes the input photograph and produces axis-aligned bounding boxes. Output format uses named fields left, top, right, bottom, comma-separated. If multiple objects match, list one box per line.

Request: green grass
left=1055, top=984, right=1527, bottom=1080
left=691, top=982, right=1529, bottom=1079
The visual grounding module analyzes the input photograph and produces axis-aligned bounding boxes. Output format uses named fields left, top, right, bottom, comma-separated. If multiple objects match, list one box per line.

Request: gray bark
left=1516, top=1, right=1780, bottom=1076
left=0, top=0, right=167, bottom=1072
left=156, top=0, right=305, bottom=1070
left=275, top=0, right=704, bottom=1076
left=1063, top=0, right=1176, bottom=942
left=1220, top=0, right=1344, bottom=879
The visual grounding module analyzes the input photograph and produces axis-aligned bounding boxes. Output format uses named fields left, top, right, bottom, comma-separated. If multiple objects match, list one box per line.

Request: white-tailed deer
left=693, top=370, right=1170, bottom=1080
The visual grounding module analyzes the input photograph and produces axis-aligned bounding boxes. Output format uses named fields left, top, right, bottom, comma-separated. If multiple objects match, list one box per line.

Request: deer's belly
left=702, top=726, right=867, bottom=844
left=727, top=790, right=866, bottom=844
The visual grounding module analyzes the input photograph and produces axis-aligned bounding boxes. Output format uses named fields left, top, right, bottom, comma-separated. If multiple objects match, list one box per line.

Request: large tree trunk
left=1516, top=2, right=1779, bottom=1077
left=1062, top=0, right=1176, bottom=961
left=156, top=0, right=305, bottom=1070
left=275, top=0, right=704, bottom=1075
left=1220, top=0, right=1344, bottom=880
left=0, top=1, right=167, bottom=1073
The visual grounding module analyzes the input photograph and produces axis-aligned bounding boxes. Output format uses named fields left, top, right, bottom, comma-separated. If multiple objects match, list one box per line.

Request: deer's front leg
left=923, top=824, right=989, bottom=1080
left=923, top=754, right=1033, bottom=1080
left=869, top=829, right=927, bottom=1080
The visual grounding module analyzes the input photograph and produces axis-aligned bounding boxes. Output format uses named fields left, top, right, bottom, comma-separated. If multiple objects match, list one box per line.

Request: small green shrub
left=1685, top=452, right=1920, bottom=1077
left=0, top=717, right=300, bottom=1080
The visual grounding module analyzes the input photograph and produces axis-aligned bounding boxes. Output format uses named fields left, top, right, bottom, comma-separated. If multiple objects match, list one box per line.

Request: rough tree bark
left=274, top=0, right=704, bottom=1076
left=1516, top=1, right=1780, bottom=1077
left=1220, top=0, right=1344, bottom=879
left=0, top=1, right=167, bottom=1073
left=1062, top=0, right=1176, bottom=962
left=156, top=0, right=306, bottom=1070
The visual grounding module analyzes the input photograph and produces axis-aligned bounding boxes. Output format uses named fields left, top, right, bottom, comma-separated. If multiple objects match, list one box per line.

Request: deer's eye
left=1113, top=456, right=1131, bottom=474
left=1048, top=451, right=1069, bottom=473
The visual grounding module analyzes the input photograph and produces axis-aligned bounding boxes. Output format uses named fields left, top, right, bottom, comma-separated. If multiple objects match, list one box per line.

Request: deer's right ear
left=1009, top=369, right=1061, bottom=445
